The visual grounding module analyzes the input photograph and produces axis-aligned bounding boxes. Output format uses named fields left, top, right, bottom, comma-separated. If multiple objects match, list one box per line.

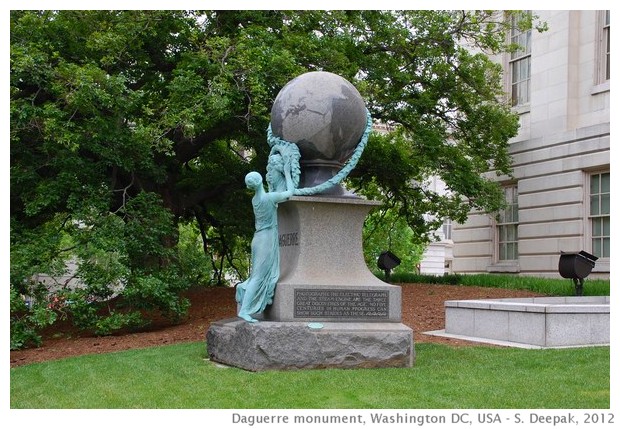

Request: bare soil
left=10, top=283, right=542, bottom=368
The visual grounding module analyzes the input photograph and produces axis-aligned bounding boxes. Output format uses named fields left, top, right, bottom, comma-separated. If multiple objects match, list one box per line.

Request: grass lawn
left=10, top=342, right=609, bottom=409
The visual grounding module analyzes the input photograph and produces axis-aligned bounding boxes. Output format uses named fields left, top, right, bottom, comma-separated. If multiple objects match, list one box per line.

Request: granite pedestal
left=207, top=196, right=414, bottom=371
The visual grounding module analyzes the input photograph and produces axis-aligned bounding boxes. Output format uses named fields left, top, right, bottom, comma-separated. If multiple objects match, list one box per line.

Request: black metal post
left=573, top=278, right=584, bottom=296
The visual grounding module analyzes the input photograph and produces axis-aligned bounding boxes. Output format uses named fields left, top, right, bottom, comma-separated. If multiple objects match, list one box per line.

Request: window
left=590, top=172, right=610, bottom=258
left=442, top=218, right=452, bottom=241
left=595, top=10, right=610, bottom=85
left=498, top=186, right=519, bottom=261
left=510, top=12, right=532, bottom=106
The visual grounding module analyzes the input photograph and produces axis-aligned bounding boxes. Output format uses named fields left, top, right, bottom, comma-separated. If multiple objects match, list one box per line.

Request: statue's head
left=245, top=171, right=263, bottom=190
left=266, top=153, right=284, bottom=192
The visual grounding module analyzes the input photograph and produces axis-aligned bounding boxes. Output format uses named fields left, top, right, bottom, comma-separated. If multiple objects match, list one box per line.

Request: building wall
left=452, top=10, right=610, bottom=278
left=419, top=177, right=454, bottom=275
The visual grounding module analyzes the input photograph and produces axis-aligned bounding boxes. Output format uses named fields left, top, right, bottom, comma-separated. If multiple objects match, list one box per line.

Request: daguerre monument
left=206, top=71, right=414, bottom=370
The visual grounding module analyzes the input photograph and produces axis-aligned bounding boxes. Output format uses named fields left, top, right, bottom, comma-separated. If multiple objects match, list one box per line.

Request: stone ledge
left=444, top=297, right=610, bottom=347
left=206, top=318, right=415, bottom=371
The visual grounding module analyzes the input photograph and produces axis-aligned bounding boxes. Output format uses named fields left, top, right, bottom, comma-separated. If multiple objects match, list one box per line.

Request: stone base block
left=206, top=318, right=414, bottom=371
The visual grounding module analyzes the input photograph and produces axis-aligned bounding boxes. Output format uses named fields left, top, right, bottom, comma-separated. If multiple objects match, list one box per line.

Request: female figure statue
left=236, top=151, right=295, bottom=323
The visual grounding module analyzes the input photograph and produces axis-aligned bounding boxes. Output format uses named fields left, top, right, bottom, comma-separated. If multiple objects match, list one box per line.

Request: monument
left=206, top=71, right=414, bottom=370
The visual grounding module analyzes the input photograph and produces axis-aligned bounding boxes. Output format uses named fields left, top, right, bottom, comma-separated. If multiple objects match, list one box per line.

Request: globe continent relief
left=270, top=71, right=367, bottom=165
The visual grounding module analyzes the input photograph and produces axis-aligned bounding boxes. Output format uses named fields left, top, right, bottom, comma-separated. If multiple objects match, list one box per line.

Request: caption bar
left=228, top=410, right=615, bottom=427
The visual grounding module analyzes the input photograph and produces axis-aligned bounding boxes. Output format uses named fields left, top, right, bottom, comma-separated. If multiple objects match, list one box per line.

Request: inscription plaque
left=294, top=289, right=389, bottom=319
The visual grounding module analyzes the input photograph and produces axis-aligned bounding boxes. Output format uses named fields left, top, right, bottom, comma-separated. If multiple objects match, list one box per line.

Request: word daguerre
left=278, top=232, right=299, bottom=247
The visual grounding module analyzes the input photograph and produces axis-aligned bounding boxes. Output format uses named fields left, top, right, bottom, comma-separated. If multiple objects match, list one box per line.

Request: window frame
left=588, top=171, right=610, bottom=260
left=488, top=184, right=520, bottom=273
left=497, top=185, right=519, bottom=262
left=593, top=10, right=610, bottom=93
left=509, top=12, right=532, bottom=107
left=442, top=218, right=453, bottom=241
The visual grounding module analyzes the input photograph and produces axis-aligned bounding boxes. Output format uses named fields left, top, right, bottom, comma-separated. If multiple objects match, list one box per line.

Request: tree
left=10, top=10, right=535, bottom=345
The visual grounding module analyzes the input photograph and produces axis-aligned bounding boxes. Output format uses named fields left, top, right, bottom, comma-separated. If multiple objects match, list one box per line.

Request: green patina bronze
left=235, top=169, right=294, bottom=323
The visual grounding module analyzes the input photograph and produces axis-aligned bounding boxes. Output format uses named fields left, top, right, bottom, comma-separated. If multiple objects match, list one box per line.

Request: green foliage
left=11, top=10, right=538, bottom=345
left=92, top=311, right=145, bottom=336
left=363, top=205, right=424, bottom=276
left=122, top=272, right=190, bottom=321
left=61, top=291, right=99, bottom=331
left=392, top=273, right=464, bottom=285
left=10, top=285, right=57, bottom=350
left=10, top=342, right=609, bottom=408
left=9, top=192, right=190, bottom=347
left=176, top=222, right=215, bottom=286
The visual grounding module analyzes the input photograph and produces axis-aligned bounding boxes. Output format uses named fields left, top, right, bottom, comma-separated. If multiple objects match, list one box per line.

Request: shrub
left=389, top=272, right=463, bottom=284
left=10, top=192, right=194, bottom=348
left=93, top=311, right=145, bottom=336
left=122, top=271, right=190, bottom=322
left=10, top=285, right=57, bottom=350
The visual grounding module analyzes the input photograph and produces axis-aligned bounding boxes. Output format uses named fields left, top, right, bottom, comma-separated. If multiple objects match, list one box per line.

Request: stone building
left=419, top=177, right=454, bottom=276
left=452, top=10, right=610, bottom=278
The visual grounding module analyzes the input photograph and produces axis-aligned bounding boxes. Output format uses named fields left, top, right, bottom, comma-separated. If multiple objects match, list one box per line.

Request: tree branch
left=172, top=117, right=245, bottom=164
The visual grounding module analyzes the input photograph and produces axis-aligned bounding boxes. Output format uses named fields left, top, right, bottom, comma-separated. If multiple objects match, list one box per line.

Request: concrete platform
left=429, top=296, right=610, bottom=348
left=424, top=330, right=610, bottom=349
left=206, top=318, right=414, bottom=371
